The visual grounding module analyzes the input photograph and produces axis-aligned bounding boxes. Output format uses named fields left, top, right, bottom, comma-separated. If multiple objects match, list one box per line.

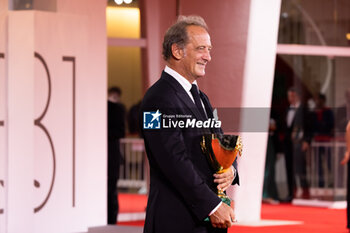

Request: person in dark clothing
left=107, top=86, right=125, bottom=224
left=312, top=93, right=334, bottom=141
left=341, top=121, right=350, bottom=230
left=282, top=87, right=312, bottom=201
left=128, top=100, right=142, bottom=136
left=341, top=88, right=350, bottom=231
left=262, top=117, right=280, bottom=204
left=311, top=93, right=334, bottom=187
left=141, top=15, right=238, bottom=233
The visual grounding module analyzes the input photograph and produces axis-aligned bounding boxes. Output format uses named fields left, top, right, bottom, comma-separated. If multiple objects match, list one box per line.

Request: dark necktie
left=190, top=84, right=207, bottom=119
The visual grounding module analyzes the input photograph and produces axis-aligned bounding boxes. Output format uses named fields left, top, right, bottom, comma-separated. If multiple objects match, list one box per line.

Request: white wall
left=2, top=1, right=107, bottom=232
left=7, top=11, right=36, bottom=233
left=0, top=1, right=8, bottom=233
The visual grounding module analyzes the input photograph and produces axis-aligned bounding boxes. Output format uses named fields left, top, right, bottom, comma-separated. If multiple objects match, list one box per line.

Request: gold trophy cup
left=200, top=134, right=242, bottom=221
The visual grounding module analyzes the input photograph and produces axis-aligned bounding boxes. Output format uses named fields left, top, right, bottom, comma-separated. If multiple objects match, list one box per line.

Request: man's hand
left=209, top=202, right=235, bottom=228
left=213, top=167, right=235, bottom=191
left=302, top=141, right=309, bottom=152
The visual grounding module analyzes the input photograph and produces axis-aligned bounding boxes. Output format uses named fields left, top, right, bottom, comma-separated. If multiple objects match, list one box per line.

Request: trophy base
left=204, top=195, right=231, bottom=222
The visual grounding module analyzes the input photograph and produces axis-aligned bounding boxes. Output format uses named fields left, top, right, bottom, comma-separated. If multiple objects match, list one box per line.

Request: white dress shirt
left=164, top=66, right=208, bottom=117
left=287, top=101, right=300, bottom=128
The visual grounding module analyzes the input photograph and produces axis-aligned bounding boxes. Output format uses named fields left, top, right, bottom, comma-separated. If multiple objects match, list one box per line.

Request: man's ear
left=171, top=44, right=184, bottom=60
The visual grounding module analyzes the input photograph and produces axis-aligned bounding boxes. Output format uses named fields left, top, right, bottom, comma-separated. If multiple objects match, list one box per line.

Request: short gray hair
left=162, top=15, right=208, bottom=61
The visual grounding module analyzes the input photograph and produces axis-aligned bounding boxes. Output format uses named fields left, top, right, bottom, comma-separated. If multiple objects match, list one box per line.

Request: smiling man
left=141, top=15, right=239, bottom=233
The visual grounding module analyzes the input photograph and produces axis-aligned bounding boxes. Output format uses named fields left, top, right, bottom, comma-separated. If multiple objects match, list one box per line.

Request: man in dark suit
left=140, top=16, right=239, bottom=233
left=311, top=93, right=334, bottom=187
left=107, top=87, right=125, bottom=224
left=283, top=87, right=311, bottom=201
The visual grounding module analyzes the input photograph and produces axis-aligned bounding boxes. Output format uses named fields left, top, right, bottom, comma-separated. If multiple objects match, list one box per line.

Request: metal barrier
left=118, top=138, right=148, bottom=193
left=117, top=138, right=348, bottom=200
left=309, top=141, right=347, bottom=201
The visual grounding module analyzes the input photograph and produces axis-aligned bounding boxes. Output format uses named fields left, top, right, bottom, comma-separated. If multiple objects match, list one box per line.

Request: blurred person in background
left=262, top=116, right=280, bottom=204
left=341, top=88, right=350, bottom=231
left=282, top=87, right=312, bottom=201
left=107, top=86, right=126, bottom=224
left=340, top=120, right=350, bottom=231
left=311, top=93, right=334, bottom=188
left=128, top=100, right=142, bottom=136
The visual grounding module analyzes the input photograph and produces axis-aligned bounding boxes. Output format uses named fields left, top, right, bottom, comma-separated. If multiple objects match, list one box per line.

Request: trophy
left=200, top=133, right=242, bottom=221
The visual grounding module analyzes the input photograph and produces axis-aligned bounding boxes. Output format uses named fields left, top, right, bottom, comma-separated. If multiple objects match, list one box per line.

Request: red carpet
left=118, top=194, right=348, bottom=233
left=119, top=193, right=148, bottom=213
left=229, top=203, right=347, bottom=233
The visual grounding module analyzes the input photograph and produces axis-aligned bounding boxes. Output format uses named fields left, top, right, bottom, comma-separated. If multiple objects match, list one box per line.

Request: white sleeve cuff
left=209, top=166, right=236, bottom=217
left=231, top=165, right=236, bottom=180
left=209, top=201, right=222, bottom=216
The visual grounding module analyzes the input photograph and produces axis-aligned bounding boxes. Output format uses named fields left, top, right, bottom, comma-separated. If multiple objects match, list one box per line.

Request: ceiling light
left=124, top=0, right=133, bottom=4
left=114, top=0, right=123, bottom=5
left=346, top=33, right=350, bottom=40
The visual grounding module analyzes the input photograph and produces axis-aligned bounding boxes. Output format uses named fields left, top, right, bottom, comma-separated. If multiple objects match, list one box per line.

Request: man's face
left=108, top=93, right=120, bottom=103
left=180, top=26, right=212, bottom=81
left=287, top=91, right=298, bottom=105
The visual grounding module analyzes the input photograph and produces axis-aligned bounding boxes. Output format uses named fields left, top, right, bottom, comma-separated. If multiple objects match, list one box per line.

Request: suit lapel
left=200, top=92, right=213, bottom=119
left=200, top=91, right=222, bottom=134
left=175, top=91, right=207, bottom=121
left=161, top=71, right=217, bottom=134
left=162, top=72, right=207, bottom=121
left=292, top=105, right=302, bottom=128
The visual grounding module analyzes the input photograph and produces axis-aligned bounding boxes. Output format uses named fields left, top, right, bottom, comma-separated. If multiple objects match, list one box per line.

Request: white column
left=7, top=11, right=35, bottom=233
left=0, top=1, right=8, bottom=233
left=230, top=0, right=281, bottom=222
